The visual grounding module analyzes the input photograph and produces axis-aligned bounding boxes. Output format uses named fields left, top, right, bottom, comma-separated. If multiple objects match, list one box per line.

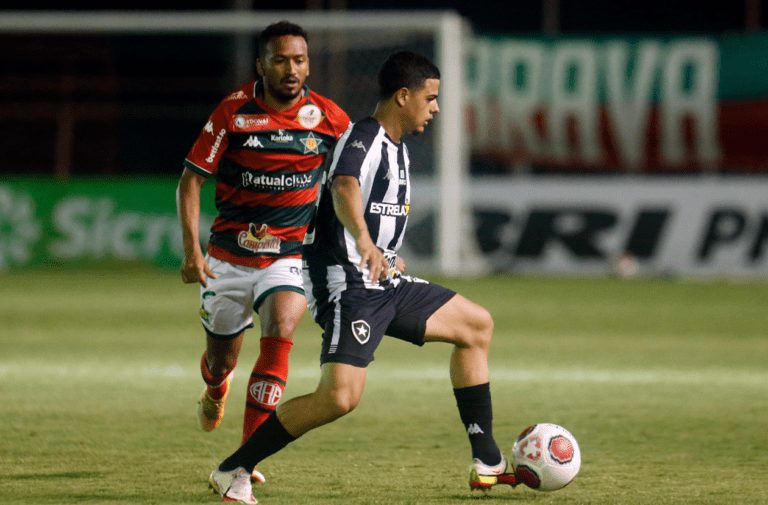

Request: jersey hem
left=208, top=244, right=301, bottom=269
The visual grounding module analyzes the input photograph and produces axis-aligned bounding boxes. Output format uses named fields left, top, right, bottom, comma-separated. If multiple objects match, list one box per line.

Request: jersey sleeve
left=329, top=124, right=372, bottom=180
left=183, top=101, right=231, bottom=177
left=322, top=97, right=351, bottom=139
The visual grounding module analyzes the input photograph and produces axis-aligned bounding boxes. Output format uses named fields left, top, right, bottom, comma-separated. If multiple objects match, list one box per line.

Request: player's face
left=257, top=35, right=310, bottom=104
left=404, top=78, right=440, bottom=135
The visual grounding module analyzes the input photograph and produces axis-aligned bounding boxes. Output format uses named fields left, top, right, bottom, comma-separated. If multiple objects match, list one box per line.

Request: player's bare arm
left=176, top=168, right=218, bottom=287
left=331, top=175, right=389, bottom=282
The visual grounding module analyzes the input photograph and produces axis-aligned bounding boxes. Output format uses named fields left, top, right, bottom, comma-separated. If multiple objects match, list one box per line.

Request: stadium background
left=2, top=1, right=768, bottom=277
left=1, top=4, right=767, bottom=505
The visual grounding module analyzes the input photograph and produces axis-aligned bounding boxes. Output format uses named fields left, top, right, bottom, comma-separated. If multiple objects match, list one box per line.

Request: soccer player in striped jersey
left=207, top=51, right=516, bottom=504
left=176, top=20, right=351, bottom=464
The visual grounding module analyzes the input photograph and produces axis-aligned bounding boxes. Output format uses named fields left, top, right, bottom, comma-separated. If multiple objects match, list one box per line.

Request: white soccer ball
left=511, top=423, right=581, bottom=491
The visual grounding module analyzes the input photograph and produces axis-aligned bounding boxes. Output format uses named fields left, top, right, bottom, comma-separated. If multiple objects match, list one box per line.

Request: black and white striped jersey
left=303, top=117, right=411, bottom=292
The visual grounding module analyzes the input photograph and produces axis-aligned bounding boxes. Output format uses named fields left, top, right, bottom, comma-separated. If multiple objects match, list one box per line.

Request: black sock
left=453, top=383, right=502, bottom=466
left=219, top=412, right=296, bottom=473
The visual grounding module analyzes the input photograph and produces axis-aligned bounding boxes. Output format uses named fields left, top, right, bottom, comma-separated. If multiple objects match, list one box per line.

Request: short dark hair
left=377, top=51, right=440, bottom=99
left=257, top=21, right=309, bottom=58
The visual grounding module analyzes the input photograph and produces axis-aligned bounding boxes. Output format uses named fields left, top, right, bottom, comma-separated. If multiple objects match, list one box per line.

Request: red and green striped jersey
left=184, top=81, right=350, bottom=268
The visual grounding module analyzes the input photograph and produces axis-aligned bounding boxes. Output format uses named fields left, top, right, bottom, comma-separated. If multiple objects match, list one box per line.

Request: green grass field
left=1, top=266, right=767, bottom=504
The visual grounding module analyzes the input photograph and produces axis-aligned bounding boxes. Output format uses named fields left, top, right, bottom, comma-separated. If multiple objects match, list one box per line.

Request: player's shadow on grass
left=452, top=489, right=546, bottom=501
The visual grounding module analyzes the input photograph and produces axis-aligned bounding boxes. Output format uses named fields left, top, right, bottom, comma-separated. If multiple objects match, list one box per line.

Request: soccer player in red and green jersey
left=176, top=21, right=350, bottom=464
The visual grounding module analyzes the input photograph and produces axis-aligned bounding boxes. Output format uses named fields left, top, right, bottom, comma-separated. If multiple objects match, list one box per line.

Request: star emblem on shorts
left=300, top=131, right=323, bottom=154
left=351, top=320, right=371, bottom=345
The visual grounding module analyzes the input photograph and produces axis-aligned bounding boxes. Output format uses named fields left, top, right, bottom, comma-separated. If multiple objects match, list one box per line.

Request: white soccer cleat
left=209, top=466, right=257, bottom=504
left=469, top=455, right=518, bottom=491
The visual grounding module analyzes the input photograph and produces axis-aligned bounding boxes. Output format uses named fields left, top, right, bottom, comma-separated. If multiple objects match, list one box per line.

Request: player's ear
left=395, top=87, right=409, bottom=107
left=255, top=59, right=265, bottom=78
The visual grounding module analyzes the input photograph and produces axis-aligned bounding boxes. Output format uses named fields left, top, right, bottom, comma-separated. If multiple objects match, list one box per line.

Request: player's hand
left=395, top=256, right=407, bottom=275
left=356, top=237, right=389, bottom=282
left=180, top=252, right=218, bottom=287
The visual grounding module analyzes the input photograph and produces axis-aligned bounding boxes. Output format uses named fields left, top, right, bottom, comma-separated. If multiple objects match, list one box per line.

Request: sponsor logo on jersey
left=270, top=129, right=294, bottom=143
left=204, top=120, right=214, bottom=134
left=237, top=223, right=281, bottom=254
left=243, top=135, right=264, bottom=148
left=225, top=90, right=248, bottom=101
left=369, top=201, right=410, bottom=217
left=233, top=114, right=270, bottom=131
left=300, top=131, right=323, bottom=154
left=351, top=320, right=371, bottom=344
left=296, top=104, right=323, bottom=129
left=347, top=140, right=367, bottom=152
left=205, top=128, right=227, bottom=163
left=241, top=171, right=313, bottom=191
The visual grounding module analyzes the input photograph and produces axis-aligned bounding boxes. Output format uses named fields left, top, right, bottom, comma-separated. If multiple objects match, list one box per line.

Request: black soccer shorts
left=317, top=276, right=456, bottom=367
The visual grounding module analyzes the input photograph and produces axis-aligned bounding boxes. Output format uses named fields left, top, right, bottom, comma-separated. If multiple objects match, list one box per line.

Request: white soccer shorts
left=199, top=256, right=304, bottom=338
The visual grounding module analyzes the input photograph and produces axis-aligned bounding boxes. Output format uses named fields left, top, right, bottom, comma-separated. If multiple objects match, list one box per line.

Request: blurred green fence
left=0, top=178, right=215, bottom=270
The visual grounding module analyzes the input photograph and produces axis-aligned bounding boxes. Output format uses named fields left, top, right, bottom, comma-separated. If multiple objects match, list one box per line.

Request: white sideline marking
left=0, top=361, right=766, bottom=387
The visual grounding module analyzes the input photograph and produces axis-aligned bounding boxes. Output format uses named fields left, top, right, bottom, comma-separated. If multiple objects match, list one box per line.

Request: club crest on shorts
left=351, top=320, right=371, bottom=344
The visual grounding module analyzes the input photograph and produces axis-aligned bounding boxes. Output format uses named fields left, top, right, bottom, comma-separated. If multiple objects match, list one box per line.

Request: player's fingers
left=359, top=252, right=375, bottom=278
left=379, top=257, right=389, bottom=280
left=181, top=268, right=196, bottom=284
left=203, top=262, right=218, bottom=280
left=366, top=256, right=380, bottom=282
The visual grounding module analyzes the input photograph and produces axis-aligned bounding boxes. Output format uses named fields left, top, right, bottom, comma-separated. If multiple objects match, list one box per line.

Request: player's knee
left=323, top=389, right=360, bottom=420
left=262, top=315, right=300, bottom=339
left=324, top=396, right=357, bottom=422
left=462, top=306, right=494, bottom=349
left=263, top=322, right=297, bottom=339
left=207, top=355, right=237, bottom=377
left=480, top=307, right=494, bottom=338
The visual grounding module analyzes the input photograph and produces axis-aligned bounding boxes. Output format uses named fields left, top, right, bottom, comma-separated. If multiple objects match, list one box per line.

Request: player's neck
left=262, top=90, right=302, bottom=112
left=372, top=102, right=404, bottom=143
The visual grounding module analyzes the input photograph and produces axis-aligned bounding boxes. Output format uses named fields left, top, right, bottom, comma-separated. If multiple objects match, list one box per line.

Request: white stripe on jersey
left=393, top=145, right=411, bottom=252
left=374, top=142, right=404, bottom=253
left=303, top=264, right=349, bottom=321
left=326, top=265, right=349, bottom=303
